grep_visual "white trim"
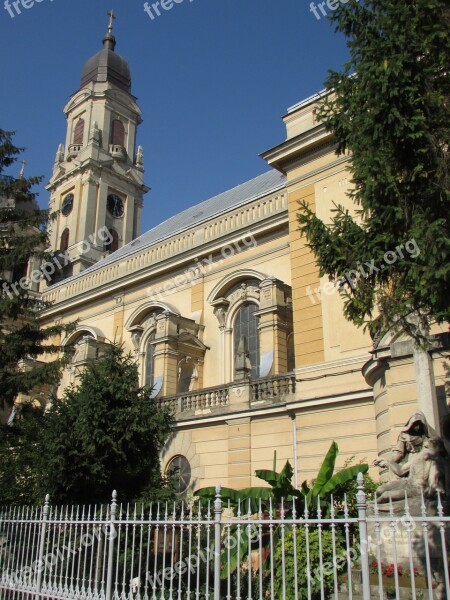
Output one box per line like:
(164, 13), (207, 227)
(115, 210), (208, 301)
(62, 325), (103, 346)
(125, 301), (179, 330)
(286, 89), (327, 114)
(207, 269), (266, 305)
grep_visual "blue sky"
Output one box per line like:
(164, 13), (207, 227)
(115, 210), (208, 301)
(0, 0), (349, 234)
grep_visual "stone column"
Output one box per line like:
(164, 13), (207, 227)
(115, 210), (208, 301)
(255, 277), (292, 376)
(153, 312), (179, 397)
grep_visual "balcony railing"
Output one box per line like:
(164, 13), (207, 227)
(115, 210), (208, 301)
(157, 373), (296, 418)
(157, 384), (229, 414)
(250, 372), (296, 402)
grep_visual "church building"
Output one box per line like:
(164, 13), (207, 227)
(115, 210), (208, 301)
(38, 18), (449, 493)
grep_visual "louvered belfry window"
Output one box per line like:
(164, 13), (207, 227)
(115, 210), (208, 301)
(73, 119), (85, 145)
(106, 228), (119, 253)
(111, 119), (125, 146)
(60, 228), (70, 252)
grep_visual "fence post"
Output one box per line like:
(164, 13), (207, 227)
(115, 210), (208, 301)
(356, 473), (371, 600)
(34, 494), (50, 600)
(214, 484), (223, 600)
(105, 490), (118, 600)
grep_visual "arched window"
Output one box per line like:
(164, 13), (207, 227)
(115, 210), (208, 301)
(166, 455), (191, 495)
(233, 303), (260, 379)
(145, 331), (156, 388)
(110, 119), (125, 146)
(60, 228), (70, 252)
(105, 228), (119, 253)
(73, 118), (85, 145)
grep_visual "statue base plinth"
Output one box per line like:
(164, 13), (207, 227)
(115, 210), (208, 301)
(366, 501), (449, 600)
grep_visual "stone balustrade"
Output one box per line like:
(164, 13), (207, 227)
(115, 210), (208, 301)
(250, 373), (296, 402)
(157, 372), (296, 418)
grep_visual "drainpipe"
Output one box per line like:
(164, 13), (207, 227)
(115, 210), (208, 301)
(289, 412), (298, 489)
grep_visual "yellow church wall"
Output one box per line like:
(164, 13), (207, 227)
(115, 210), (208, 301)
(313, 171), (372, 363)
(166, 400), (379, 492)
(287, 184), (325, 368)
(295, 399), (378, 480)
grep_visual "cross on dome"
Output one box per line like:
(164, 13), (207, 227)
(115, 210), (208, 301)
(107, 10), (116, 31)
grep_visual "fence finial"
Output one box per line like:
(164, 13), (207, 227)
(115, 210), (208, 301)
(214, 484), (222, 514)
(43, 494), (50, 517)
(110, 490), (118, 520)
(356, 472), (366, 509)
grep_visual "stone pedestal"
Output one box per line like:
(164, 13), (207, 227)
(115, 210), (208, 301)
(367, 501), (449, 600)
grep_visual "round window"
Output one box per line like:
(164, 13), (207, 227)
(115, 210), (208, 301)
(166, 455), (191, 494)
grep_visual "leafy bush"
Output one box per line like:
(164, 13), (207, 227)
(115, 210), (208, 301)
(273, 526), (346, 600)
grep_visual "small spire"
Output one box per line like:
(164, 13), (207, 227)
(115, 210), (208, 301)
(103, 10), (116, 51)
(19, 160), (26, 178)
(136, 145), (144, 168)
(55, 144), (64, 164)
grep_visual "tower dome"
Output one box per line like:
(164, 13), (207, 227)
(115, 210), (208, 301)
(80, 11), (131, 93)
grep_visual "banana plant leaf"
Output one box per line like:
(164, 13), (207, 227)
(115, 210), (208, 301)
(320, 463), (369, 497)
(310, 441), (338, 499)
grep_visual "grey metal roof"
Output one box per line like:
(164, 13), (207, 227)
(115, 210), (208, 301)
(82, 169), (286, 276)
(81, 48), (131, 93)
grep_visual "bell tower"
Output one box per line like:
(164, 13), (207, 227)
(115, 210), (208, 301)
(46, 12), (148, 280)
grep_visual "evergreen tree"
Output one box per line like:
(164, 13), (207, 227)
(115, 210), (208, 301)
(0, 129), (74, 421)
(297, 0), (450, 342)
(38, 343), (174, 505)
(0, 402), (44, 505)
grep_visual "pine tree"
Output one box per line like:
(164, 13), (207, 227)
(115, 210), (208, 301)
(38, 343), (174, 504)
(297, 0), (450, 342)
(0, 129), (75, 421)
(0, 403), (44, 505)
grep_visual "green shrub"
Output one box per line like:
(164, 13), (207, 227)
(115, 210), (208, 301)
(273, 526), (346, 600)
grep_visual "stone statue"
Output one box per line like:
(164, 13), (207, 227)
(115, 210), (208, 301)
(375, 436), (448, 504)
(373, 411), (449, 507)
(371, 412), (450, 600)
(374, 412), (430, 472)
(234, 336), (252, 381)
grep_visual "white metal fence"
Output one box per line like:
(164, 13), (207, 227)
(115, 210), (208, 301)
(0, 474), (449, 600)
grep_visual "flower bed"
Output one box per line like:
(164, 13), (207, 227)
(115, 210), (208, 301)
(369, 561), (436, 590)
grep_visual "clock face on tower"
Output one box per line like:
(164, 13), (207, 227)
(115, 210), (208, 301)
(107, 193), (124, 218)
(61, 193), (74, 217)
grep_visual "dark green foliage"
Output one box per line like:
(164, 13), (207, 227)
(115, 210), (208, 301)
(273, 527), (346, 600)
(297, 0), (450, 342)
(37, 343), (174, 505)
(0, 402), (44, 505)
(0, 129), (75, 417)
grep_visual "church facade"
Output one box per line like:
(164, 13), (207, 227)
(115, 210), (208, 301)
(38, 20), (449, 493)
